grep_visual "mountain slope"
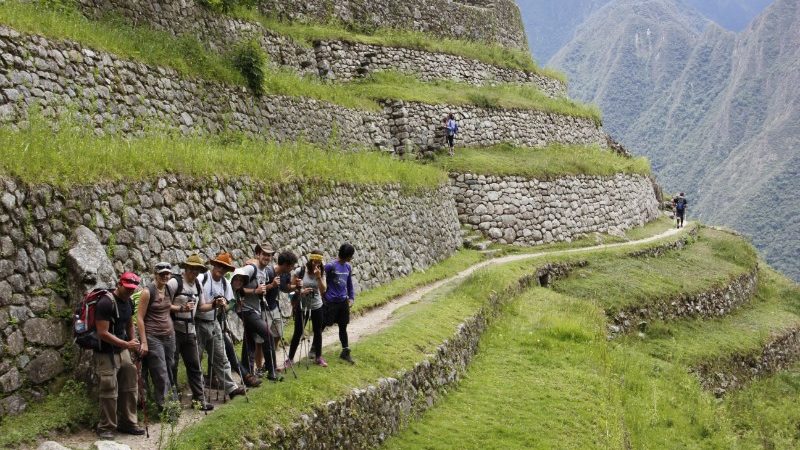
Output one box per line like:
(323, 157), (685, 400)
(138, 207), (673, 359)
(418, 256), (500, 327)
(548, 0), (799, 281)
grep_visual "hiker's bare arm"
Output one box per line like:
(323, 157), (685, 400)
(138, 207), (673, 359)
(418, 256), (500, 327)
(96, 319), (138, 350)
(137, 289), (150, 354)
(315, 266), (327, 296)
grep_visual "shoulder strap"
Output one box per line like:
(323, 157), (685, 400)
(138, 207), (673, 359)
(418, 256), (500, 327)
(299, 266), (306, 280)
(248, 264), (258, 284)
(195, 279), (202, 298)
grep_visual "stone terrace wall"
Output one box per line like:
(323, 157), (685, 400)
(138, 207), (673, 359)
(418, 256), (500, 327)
(450, 173), (660, 246)
(0, 27), (389, 149)
(607, 267), (759, 336)
(259, 0), (528, 51)
(387, 101), (605, 156)
(0, 177), (461, 415)
(76, 0), (559, 92)
(313, 40), (566, 96)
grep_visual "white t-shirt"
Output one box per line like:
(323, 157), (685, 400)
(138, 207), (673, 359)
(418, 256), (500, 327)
(196, 273), (235, 321)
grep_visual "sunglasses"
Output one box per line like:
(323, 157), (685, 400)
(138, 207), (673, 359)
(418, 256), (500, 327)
(121, 277), (140, 286)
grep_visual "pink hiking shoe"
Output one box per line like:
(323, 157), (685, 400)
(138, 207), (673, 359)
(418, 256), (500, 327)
(315, 357), (328, 368)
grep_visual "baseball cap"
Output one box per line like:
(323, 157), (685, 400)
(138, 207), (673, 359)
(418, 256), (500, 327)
(119, 272), (141, 289)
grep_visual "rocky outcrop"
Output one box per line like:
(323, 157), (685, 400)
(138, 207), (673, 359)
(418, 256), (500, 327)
(0, 177), (461, 412)
(607, 267), (759, 336)
(451, 173), (660, 246)
(693, 327), (800, 397)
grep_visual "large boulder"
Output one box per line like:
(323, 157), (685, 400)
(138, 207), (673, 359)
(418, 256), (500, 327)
(26, 349), (64, 384)
(65, 226), (117, 305)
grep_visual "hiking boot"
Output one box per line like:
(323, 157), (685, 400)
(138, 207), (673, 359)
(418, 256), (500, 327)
(96, 429), (115, 440)
(228, 387), (246, 399)
(308, 350), (316, 360)
(192, 398), (214, 411)
(340, 348), (355, 365)
(266, 373), (284, 382)
(117, 425), (146, 436)
(243, 374), (262, 388)
(315, 357), (328, 368)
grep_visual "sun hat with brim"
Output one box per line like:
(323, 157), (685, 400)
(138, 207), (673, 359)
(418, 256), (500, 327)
(253, 242), (275, 255)
(231, 267), (251, 282)
(154, 262), (172, 274)
(209, 252), (236, 272)
(119, 272), (141, 289)
(180, 254), (208, 273)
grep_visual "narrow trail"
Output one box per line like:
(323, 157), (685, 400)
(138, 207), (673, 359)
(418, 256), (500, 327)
(43, 224), (688, 450)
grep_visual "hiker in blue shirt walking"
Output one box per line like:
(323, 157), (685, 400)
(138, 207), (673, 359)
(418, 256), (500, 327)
(323, 243), (356, 364)
(445, 113), (459, 156)
(673, 192), (688, 228)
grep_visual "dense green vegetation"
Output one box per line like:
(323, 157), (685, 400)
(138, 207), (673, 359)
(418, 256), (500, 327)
(0, 117), (446, 189)
(553, 227), (758, 312)
(0, 2), (597, 121)
(435, 144), (649, 178)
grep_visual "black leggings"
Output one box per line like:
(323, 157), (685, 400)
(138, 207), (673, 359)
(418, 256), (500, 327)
(288, 306), (323, 360)
(324, 302), (351, 349)
(238, 310), (276, 377)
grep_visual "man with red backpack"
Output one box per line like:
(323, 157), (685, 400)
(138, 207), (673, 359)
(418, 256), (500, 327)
(93, 272), (145, 439)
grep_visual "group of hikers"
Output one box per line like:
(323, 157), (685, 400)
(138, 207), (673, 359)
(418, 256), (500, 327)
(80, 242), (357, 439)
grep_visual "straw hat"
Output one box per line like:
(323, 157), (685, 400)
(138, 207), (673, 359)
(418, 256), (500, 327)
(180, 254), (208, 272)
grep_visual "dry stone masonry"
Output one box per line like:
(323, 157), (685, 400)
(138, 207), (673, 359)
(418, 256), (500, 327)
(0, 177), (461, 414)
(76, 0), (562, 92)
(388, 101), (605, 156)
(258, 0), (529, 51)
(0, 27), (389, 150)
(694, 327), (800, 397)
(607, 267), (760, 336)
(451, 173), (660, 245)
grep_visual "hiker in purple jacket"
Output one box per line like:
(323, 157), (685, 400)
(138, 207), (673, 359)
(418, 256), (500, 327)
(323, 243), (356, 364)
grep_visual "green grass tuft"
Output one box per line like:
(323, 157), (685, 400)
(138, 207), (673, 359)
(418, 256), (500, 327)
(434, 143), (649, 178)
(0, 116), (446, 189)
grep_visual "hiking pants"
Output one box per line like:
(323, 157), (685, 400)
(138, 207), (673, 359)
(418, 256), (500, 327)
(288, 306), (323, 361)
(143, 332), (175, 407)
(196, 320), (239, 394)
(324, 301), (350, 349)
(94, 349), (138, 432)
(223, 333), (245, 378)
(173, 330), (204, 401)
(238, 310), (276, 377)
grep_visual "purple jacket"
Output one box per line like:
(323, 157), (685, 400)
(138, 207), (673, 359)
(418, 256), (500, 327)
(324, 260), (354, 303)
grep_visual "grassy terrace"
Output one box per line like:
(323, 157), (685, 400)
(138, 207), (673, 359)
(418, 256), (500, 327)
(436, 144), (650, 179)
(0, 2), (598, 122)
(248, 15), (566, 81)
(552, 227), (759, 313)
(620, 267), (800, 367)
(0, 118), (446, 188)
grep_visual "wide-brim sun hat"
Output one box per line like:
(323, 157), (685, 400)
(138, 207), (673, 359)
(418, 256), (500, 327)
(253, 242), (275, 255)
(209, 252), (236, 272)
(180, 254), (208, 273)
(231, 267), (251, 283)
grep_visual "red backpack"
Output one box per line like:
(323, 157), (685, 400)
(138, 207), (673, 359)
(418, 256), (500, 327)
(73, 288), (117, 350)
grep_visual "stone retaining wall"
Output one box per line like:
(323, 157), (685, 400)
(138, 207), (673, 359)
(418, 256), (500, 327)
(693, 327), (800, 397)
(258, 0), (528, 51)
(627, 224), (699, 258)
(252, 261), (583, 449)
(0, 27), (389, 150)
(607, 267), (760, 336)
(0, 177), (461, 415)
(450, 173), (661, 246)
(76, 0), (560, 92)
(387, 101), (605, 156)
(0, 27), (594, 156)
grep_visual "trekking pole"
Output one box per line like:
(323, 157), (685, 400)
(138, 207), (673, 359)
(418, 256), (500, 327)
(209, 302), (218, 403)
(269, 306), (297, 380)
(301, 306), (312, 370)
(136, 357), (150, 438)
(262, 297), (282, 382)
(190, 308), (209, 415)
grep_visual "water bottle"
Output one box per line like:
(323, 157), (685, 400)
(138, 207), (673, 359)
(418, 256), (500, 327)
(74, 315), (86, 333)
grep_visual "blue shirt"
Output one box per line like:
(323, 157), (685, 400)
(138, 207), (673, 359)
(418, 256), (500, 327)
(324, 260), (354, 303)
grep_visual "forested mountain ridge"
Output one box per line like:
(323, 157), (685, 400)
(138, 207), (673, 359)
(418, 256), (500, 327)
(538, 0), (799, 281)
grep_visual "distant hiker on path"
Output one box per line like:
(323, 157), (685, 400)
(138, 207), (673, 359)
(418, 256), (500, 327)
(137, 262), (176, 410)
(324, 243), (356, 364)
(445, 113), (459, 156)
(673, 192), (688, 228)
(94, 272), (145, 439)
